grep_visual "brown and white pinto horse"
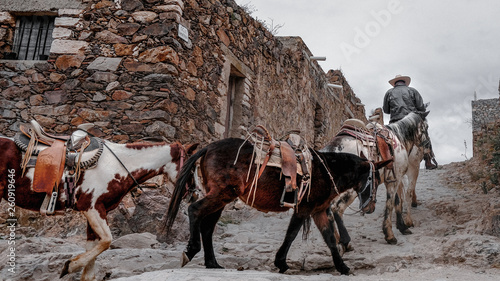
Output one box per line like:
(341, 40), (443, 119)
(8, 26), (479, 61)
(323, 111), (435, 245)
(163, 138), (391, 275)
(0, 135), (196, 281)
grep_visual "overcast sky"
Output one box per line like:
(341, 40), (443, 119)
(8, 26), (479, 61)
(234, 0), (500, 165)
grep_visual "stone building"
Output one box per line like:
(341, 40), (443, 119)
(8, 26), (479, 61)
(471, 80), (500, 158)
(0, 0), (366, 148)
(471, 80), (500, 184)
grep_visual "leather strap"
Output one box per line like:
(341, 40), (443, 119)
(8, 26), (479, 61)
(257, 140), (276, 179)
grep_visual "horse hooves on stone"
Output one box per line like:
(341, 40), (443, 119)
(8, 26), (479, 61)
(206, 262), (224, 269)
(278, 266), (289, 274)
(402, 229), (413, 235)
(275, 260), (289, 273)
(60, 260), (71, 278)
(337, 263), (350, 275)
(386, 237), (398, 245)
(346, 243), (354, 252)
(181, 252), (190, 267)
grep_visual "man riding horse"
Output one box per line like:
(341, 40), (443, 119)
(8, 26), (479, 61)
(383, 75), (438, 170)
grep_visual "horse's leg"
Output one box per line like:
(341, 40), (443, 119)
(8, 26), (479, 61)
(330, 190), (357, 253)
(333, 211), (351, 254)
(404, 165), (420, 227)
(81, 222), (99, 281)
(394, 181), (411, 235)
(411, 188), (418, 207)
(60, 207), (112, 280)
(408, 147), (422, 208)
(200, 208), (224, 268)
(183, 196), (229, 267)
(274, 213), (307, 273)
(312, 209), (350, 275)
(383, 182), (398, 244)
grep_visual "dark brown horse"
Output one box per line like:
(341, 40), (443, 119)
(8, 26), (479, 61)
(0, 135), (197, 281)
(163, 138), (391, 275)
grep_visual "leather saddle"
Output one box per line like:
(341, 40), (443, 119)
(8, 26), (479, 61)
(16, 120), (97, 214)
(250, 125), (312, 208)
(337, 118), (393, 169)
(252, 126), (310, 190)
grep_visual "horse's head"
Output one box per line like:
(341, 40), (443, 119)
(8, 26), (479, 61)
(413, 111), (438, 169)
(357, 159), (392, 214)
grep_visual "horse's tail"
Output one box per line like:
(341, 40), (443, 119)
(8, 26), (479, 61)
(162, 146), (208, 235)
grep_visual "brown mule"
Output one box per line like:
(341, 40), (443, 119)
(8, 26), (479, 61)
(163, 138), (391, 275)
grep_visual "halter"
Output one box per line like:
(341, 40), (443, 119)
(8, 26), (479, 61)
(358, 161), (376, 211)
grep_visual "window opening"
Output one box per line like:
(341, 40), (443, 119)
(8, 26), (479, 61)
(8, 15), (55, 60)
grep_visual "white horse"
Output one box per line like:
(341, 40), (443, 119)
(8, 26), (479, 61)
(322, 111), (435, 245)
(0, 134), (197, 281)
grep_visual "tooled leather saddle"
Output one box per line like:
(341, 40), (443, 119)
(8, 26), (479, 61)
(14, 120), (102, 215)
(249, 125), (312, 209)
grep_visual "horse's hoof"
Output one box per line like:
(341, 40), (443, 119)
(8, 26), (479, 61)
(275, 260), (289, 273)
(346, 243), (354, 252)
(60, 260), (71, 278)
(386, 237), (398, 245)
(402, 229), (412, 235)
(337, 244), (346, 257)
(411, 202), (418, 208)
(206, 261), (224, 269)
(337, 263), (350, 275)
(181, 252), (190, 267)
(278, 266), (289, 274)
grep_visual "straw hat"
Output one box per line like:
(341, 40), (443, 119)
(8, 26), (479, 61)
(388, 75), (411, 86)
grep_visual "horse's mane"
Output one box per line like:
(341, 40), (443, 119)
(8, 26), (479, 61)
(385, 112), (424, 146)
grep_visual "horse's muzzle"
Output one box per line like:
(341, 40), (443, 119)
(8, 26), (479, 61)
(362, 201), (376, 214)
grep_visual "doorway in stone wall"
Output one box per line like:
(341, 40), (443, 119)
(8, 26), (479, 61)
(224, 66), (245, 138)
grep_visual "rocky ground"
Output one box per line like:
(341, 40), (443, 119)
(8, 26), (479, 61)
(1, 162), (499, 281)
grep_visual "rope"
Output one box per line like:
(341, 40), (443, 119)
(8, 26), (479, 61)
(21, 129), (37, 176)
(248, 135), (265, 207)
(311, 149), (338, 194)
(74, 136), (90, 184)
(234, 131), (253, 166)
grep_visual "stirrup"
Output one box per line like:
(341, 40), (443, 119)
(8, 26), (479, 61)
(280, 187), (297, 209)
(40, 190), (58, 215)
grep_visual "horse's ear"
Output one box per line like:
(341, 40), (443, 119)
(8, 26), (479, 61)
(374, 159), (392, 170)
(184, 143), (199, 156)
(420, 111), (430, 119)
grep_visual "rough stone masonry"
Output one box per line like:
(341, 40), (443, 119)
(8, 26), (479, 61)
(0, 0), (365, 148)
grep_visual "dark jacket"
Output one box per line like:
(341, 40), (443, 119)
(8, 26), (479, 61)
(383, 84), (425, 123)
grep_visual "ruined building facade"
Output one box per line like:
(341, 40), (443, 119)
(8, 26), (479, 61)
(0, 0), (366, 148)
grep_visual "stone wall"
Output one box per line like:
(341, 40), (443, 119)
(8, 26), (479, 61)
(471, 95), (500, 186)
(0, 0), (366, 148)
(472, 98), (500, 133)
(471, 98), (500, 157)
